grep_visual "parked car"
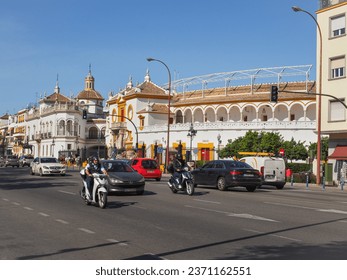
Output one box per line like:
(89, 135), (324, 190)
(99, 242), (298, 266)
(19, 155), (34, 167)
(4, 155), (20, 168)
(130, 158), (162, 181)
(191, 160), (262, 192)
(239, 156), (286, 189)
(0, 156), (5, 167)
(101, 159), (145, 195)
(30, 157), (66, 176)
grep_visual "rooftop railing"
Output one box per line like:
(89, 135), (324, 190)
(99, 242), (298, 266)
(319, 0), (347, 9)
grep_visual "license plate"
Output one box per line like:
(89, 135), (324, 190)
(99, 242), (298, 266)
(243, 174), (254, 177)
(123, 188), (135, 192)
(147, 170), (154, 173)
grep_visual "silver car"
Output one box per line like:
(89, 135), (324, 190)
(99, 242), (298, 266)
(5, 155), (19, 168)
(30, 157), (66, 176)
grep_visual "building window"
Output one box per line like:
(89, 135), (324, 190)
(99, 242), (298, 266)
(290, 114), (295, 121)
(329, 99), (346, 122)
(330, 56), (345, 79)
(330, 14), (346, 38)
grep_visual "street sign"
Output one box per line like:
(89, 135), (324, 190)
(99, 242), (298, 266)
(157, 147), (163, 153)
(193, 148), (198, 154)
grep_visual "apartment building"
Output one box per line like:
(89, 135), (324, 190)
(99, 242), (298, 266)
(317, 0), (347, 183)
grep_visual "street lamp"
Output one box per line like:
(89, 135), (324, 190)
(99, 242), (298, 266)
(187, 123), (197, 161)
(217, 134), (222, 159)
(292, 6), (323, 185)
(147, 57), (172, 172)
(51, 137), (55, 157)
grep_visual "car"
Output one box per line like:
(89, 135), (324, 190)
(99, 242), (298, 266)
(30, 157), (66, 176)
(19, 155), (34, 167)
(4, 155), (20, 168)
(0, 156), (5, 167)
(130, 158), (162, 181)
(191, 160), (262, 192)
(101, 159), (145, 195)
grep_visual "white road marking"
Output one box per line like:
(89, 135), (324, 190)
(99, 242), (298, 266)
(23, 207), (33, 211)
(194, 199), (221, 204)
(58, 190), (76, 195)
(185, 205), (278, 222)
(106, 239), (128, 246)
(2, 198), (9, 201)
(244, 229), (302, 242)
(38, 212), (50, 217)
(265, 202), (347, 215)
(78, 228), (95, 234)
(55, 219), (69, 224)
(12, 202), (20, 206)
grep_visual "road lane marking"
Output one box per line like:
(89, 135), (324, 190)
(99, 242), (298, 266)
(185, 205), (278, 222)
(58, 190), (76, 195)
(265, 202), (347, 215)
(244, 229), (302, 242)
(106, 239), (128, 246)
(38, 212), (50, 217)
(23, 207), (33, 211)
(12, 202), (20, 206)
(78, 228), (95, 234)
(2, 198), (9, 201)
(55, 219), (69, 224)
(194, 199), (221, 204)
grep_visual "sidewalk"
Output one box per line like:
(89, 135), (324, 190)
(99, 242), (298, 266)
(282, 182), (346, 193)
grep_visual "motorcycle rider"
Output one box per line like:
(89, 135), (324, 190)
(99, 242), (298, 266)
(168, 154), (188, 189)
(85, 156), (107, 200)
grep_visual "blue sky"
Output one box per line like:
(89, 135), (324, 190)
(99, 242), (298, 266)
(0, 0), (318, 115)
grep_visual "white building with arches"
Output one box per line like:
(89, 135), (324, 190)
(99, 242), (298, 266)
(106, 66), (316, 164)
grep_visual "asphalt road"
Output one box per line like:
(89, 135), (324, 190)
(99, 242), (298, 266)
(1, 166), (347, 260)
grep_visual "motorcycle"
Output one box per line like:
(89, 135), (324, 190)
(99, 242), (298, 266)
(80, 169), (108, 208)
(168, 166), (195, 196)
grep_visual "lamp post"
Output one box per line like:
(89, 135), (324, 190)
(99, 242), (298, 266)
(217, 134), (222, 159)
(292, 6), (323, 185)
(187, 123), (197, 161)
(51, 137), (55, 157)
(147, 57), (172, 172)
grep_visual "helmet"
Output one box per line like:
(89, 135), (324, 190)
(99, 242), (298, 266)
(92, 156), (99, 162)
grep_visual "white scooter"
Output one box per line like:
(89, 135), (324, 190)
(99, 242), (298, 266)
(80, 169), (108, 209)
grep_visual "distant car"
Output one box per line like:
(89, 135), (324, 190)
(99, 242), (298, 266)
(4, 155), (19, 168)
(19, 155), (34, 167)
(30, 157), (66, 176)
(101, 159), (145, 195)
(130, 158), (162, 181)
(0, 156), (5, 167)
(191, 160), (262, 192)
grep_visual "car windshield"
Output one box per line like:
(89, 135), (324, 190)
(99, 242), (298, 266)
(41, 158), (58, 163)
(104, 162), (133, 172)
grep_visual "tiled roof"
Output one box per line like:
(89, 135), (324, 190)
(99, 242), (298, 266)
(173, 81), (316, 106)
(42, 93), (71, 103)
(77, 89), (104, 100)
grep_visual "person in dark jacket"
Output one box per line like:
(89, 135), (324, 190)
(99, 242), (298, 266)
(85, 157), (107, 199)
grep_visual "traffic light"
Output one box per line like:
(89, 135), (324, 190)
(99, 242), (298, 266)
(270, 85), (278, 103)
(82, 109), (87, 119)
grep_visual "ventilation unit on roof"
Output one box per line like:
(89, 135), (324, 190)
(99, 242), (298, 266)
(320, 0), (331, 9)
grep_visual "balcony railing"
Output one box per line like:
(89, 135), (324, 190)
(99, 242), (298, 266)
(110, 122), (127, 131)
(141, 121), (316, 133)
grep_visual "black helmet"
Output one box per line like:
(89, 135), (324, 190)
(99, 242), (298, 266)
(92, 156), (98, 162)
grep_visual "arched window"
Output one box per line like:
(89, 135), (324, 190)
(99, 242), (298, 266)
(89, 127), (98, 139)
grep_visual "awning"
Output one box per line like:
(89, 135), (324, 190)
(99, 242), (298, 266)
(328, 145), (347, 160)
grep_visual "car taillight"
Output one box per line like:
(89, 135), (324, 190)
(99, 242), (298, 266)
(230, 170), (243, 175)
(260, 166), (264, 177)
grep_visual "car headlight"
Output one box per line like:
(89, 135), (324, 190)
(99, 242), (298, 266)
(109, 178), (123, 184)
(42, 166), (49, 169)
(139, 177), (145, 183)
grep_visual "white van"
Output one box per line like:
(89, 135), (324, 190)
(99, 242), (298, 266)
(239, 156), (286, 189)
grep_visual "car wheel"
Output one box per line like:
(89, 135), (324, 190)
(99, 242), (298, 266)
(155, 177), (161, 181)
(246, 186), (257, 192)
(39, 168), (43, 176)
(276, 183), (285, 190)
(217, 177), (227, 191)
(30, 168), (35, 175)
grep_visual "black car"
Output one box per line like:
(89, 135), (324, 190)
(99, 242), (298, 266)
(101, 160), (145, 195)
(191, 160), (262, 192)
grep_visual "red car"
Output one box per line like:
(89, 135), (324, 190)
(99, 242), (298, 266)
(130, 158), (162, 181)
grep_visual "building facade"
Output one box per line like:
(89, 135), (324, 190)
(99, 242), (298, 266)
(318, 0), (347, 183)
